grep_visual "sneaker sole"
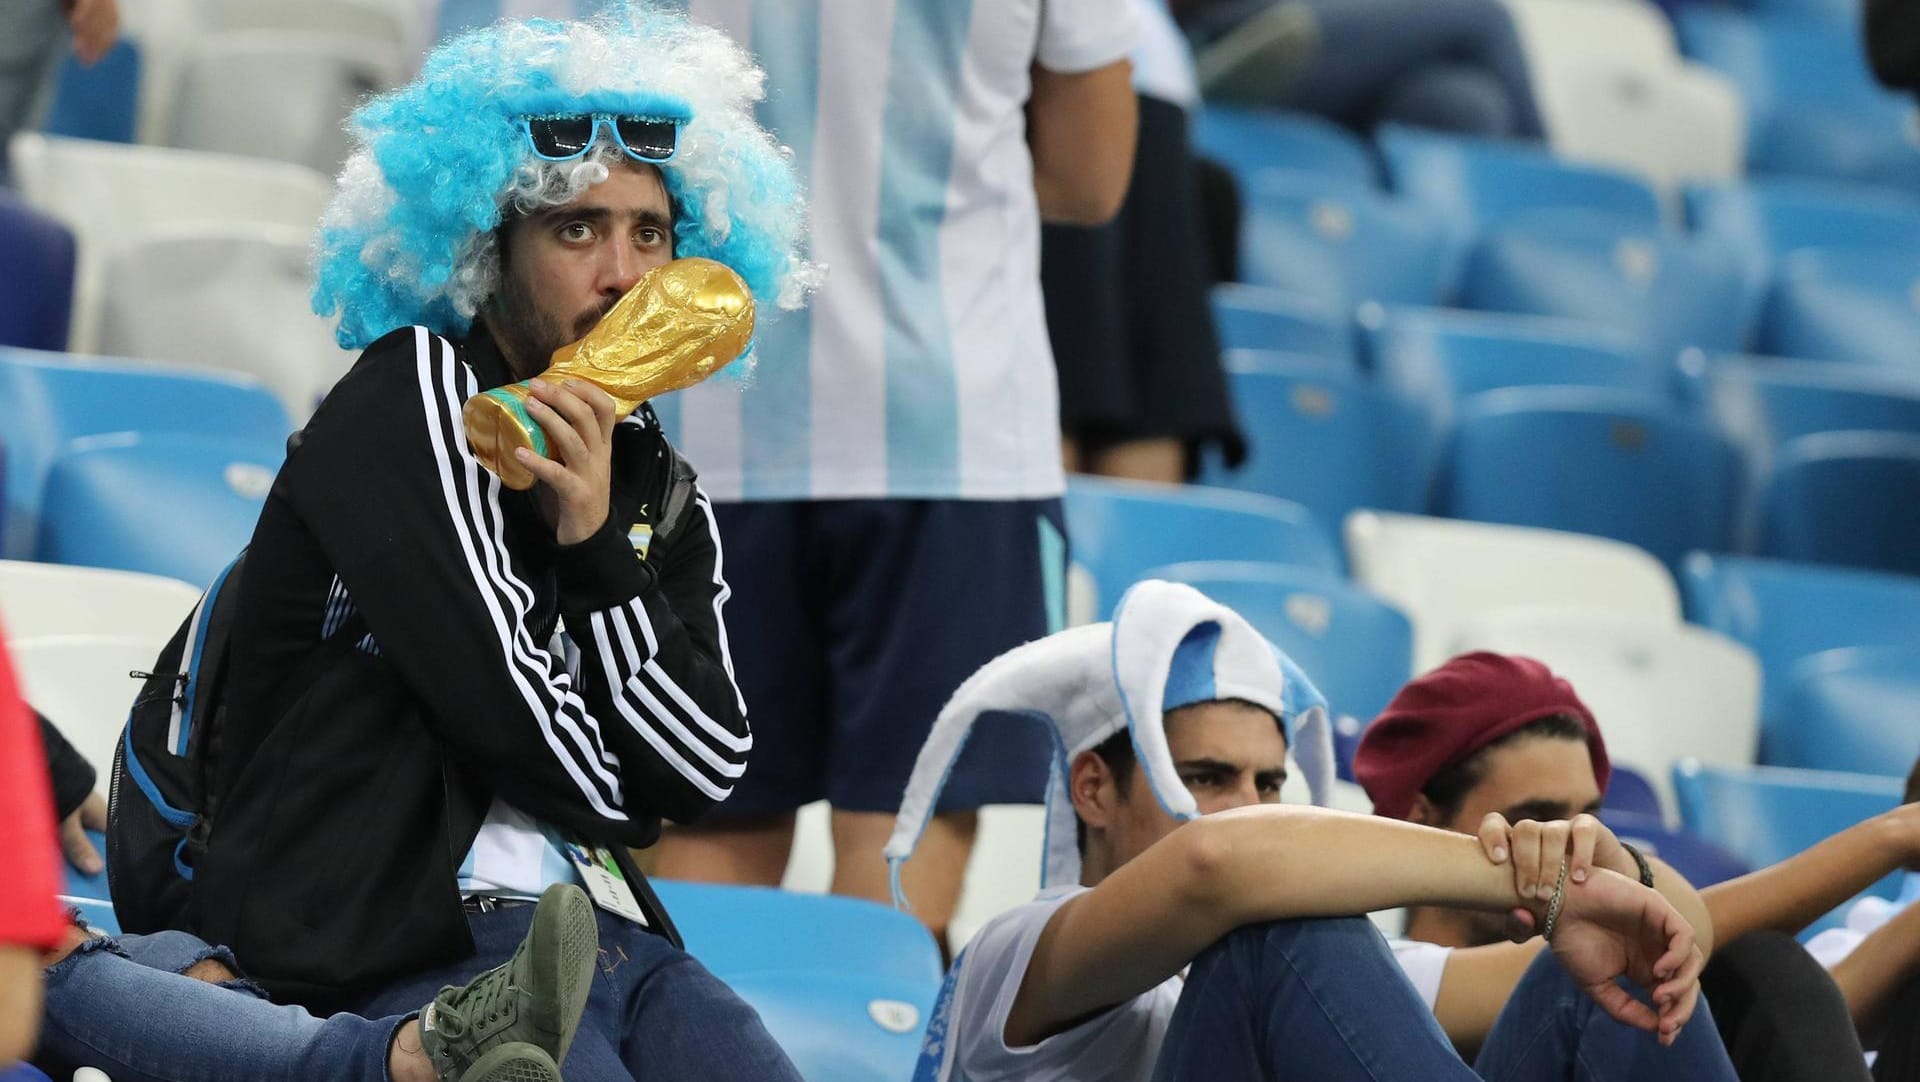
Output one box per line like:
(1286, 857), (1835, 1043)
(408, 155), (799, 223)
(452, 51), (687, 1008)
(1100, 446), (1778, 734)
(459, 1042), (562, 1082)
(526, 883), (599, 1067)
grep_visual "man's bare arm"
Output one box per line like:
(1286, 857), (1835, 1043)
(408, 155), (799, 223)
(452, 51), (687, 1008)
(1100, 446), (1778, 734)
(0, 944), (41, 1064)
(1027, 59), (1137, 225)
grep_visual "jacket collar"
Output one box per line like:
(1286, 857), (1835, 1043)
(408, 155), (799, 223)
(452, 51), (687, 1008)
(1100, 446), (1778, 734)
(461, 318), (518, 392)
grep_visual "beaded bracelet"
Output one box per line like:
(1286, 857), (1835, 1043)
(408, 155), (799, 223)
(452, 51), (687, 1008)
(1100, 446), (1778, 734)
(1541, 853), (1572, 942)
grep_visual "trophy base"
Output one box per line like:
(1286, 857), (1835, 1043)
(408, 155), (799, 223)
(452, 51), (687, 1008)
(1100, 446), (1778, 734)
(462, 386), (547, 491)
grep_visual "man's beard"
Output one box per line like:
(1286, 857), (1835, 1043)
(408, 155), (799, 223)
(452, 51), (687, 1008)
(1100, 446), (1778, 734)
(486, 267), (616, 380)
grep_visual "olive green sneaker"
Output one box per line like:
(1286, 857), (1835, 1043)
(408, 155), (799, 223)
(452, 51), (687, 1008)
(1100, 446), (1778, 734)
(420, 883), (599, 1081)
(457, 1043), (563, 1082)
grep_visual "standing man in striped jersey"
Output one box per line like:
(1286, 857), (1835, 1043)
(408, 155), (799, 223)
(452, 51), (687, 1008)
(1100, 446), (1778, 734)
(651, 0), (1142, 953)
(185, 7), (813, 1078)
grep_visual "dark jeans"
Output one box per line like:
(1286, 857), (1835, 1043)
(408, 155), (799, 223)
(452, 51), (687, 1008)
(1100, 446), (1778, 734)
(344, 903), (802, 1082)
(1698, 930), (1872, 1082)
(1153, 917), (1739, 1081)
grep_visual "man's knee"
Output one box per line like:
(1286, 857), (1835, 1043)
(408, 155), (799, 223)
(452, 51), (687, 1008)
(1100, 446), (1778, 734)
(1201, 915), (1383, 975)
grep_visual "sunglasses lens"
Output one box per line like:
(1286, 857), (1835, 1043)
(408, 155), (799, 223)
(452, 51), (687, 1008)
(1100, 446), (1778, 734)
(613, 117), (678, 162)
(528, 116), (596, 159)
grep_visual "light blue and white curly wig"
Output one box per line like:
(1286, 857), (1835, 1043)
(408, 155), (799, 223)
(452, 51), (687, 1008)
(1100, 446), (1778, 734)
(311, 2), (816, 356)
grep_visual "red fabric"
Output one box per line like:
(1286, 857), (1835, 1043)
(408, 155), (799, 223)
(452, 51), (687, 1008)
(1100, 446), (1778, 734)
(0, 623), (65, 951)
(1354, 651), (1610, 820)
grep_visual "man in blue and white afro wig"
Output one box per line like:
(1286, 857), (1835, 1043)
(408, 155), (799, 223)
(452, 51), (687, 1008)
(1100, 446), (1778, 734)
(311, 1), (814, 354)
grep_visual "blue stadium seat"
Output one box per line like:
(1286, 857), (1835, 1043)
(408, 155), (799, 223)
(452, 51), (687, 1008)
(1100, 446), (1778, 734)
(1379, 126), (1663, 266)
(1434, 387), (1743, 570)
(1602, 765), (1665, 820)
(1141, 560), (1414, 780)
(1672, 759), (1905, 936)
(1064, 477), (1339, 618)
(1196, 353), (1431, 541)
(1192, 106), (1377, 190)
(1684, 178), (1920, 293)
(1600, 810), (1751, 888)
(653, 881), (940, 1082)
(43, 39), (140, 144)
(1239, 172), (1454, 312)
(1678, 9), (1920, 187)
(1362, 306), (1667, 438)
(0, 189), (77, 352)
(35, 432), (284, 588)
(0, 1063), (53, 1082)
(1462, 212), (1751, 363)
(1761, 248), (1920, 369)
(0, 347), (293, 559)
(1680, 554), (1920, 720)
(1759, 431), (1920, 577)
(62, 828), (111, 903)
(1699, 357), (1920, 456)
(1774, 645), (1920, 777)
(1210, 283), (1353, 363)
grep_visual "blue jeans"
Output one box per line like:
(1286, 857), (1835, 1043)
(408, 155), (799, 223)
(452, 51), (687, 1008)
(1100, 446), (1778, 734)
(342, 904), (802, 1082)
(1153, 917), (1739, 1081)
(36, 929), (403, 1082)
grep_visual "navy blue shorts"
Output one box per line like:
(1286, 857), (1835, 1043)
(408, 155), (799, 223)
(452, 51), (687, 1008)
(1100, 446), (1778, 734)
(707, 498), (1067, 816)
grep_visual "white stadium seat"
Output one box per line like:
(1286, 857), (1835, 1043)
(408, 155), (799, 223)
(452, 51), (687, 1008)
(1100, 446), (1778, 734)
(12, 633), (173, 777)
(0, 560), (199, 642)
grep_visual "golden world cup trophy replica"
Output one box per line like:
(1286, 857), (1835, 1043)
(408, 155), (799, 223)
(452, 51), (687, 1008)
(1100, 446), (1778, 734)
(464, 256), (755, 490)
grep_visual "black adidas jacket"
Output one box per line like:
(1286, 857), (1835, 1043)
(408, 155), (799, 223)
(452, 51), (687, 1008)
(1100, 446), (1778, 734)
(193, 323), (749, 1009)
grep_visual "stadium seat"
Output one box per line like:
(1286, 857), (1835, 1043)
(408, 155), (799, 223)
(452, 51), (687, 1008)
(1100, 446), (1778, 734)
(1773, 646), (1920, 777)
(1677, 9), (1920, 187)
(12, 632), (171, 776)
(653, 880), (940, 1082)
(43, 39), (141, 144)
(1684, 178), (1920, 294)
(1210, 284), (1353, 363)
(1448, 610), (1762, 818)
(96, 223), (354, 420)
(1760, 247), (1920, 370)
(1361, 306), (1667, 439)
(0, 347), (292, 559)
(1196, 353), (1431, 540)
(1600, 810), (1751, 888)
(0, 560), (198, 641)
(1461, 212), (1751, 362)
(166, 31), (402, 176)
(1603, 764), (1664, 819)
(1378, 126), (1663, 258)
(1433, 386), (1743, 570)
(1143, 560), (1414, 780)
(1680, 554), (1920, 722)
(1672, 759), (1905, 935)
(1192, 106), (1377, 191)
(1063, 477), (1339, 618)
(1698, 357), (1920, 457)
(0, 190), (76, 352)
(196, 0), (412, 45)
(1238, 172), (1454, 312)
(6, 133), (333, 354)
(1758, 431), (1920, 577)
(0, 1064), (53, 1082)
(36, 432), (282, 588)
(1345, 511), (1683, 671)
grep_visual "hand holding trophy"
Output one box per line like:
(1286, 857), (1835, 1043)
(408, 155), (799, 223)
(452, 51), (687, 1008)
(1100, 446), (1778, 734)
(464, 256), (755, 490)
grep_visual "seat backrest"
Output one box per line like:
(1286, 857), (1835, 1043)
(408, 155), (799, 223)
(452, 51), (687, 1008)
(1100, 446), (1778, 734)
(0, 559), (199, 641)
(1462, 211), (1752, 362)
(36, 432), (282, 588)
(196, 0), (410, 46)
(1435, 386), (1744, 570)
(1761, 247), (1920, 369)
(1064, 477), (1339, 618)
(1759, 430), (1920, 578)
(166, 30), (402, 176)
(1144, 560), (1414, 777)
(43, 39), (142, 144)
(1362, 305), (1666, 437)
(1600, 809), (1751, 887)
(1192, 106), (1377, 190)
(0, 347), (292, 558)
(7, 133), (333, 354)
(1680, 553), (1920, 718)
(1210, 283), (1352, 363)
(0, 191), (76, 353)
(1346, 511), (1682, 671)
(1703, 357), (1920, 454)
(1535, 59), (1747, 199)
(97, 223), (353, 420)
(1678, 8), (1908, 119)
(1239, 172), (1454, 311)
(1774, 645), (1920, 777)
(1602, 764), (1664, 819)
(1685, 178), (1920, 291)
(1379, 125), (1663, 244)
(1196, 354), (1431, 537)
(11, 632), (170, 777)
(1448, 609), (1761, 816)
